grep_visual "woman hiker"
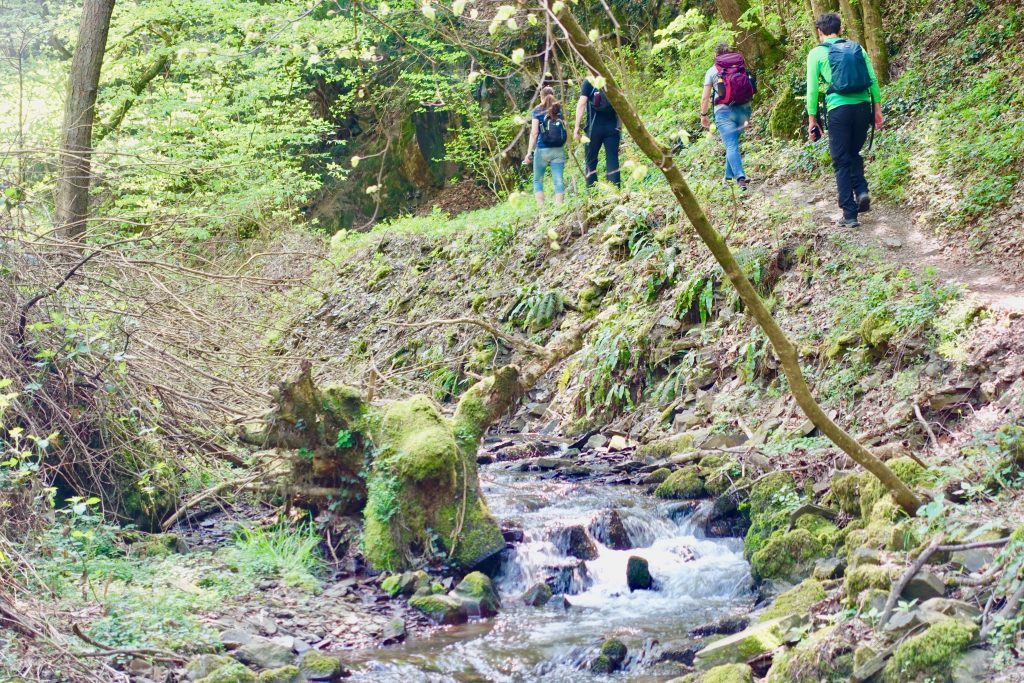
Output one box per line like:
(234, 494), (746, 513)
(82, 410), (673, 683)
(700, 43), (757, 191)
(524, 86), (568, 206)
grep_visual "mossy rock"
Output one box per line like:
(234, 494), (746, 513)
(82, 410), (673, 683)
(843, 565), (899, 600)
(187, 655), (236, 681)
(758, 579), (827, 621)
(855, 494), (917, 552)
(196, 661), (258, 683)
(637, 433), (696, 459)
(257, 666), (301, 683)
(694, 616), (796, 669)
(882, 619), (977, 682)
(297, 650), (344, 681)
(655, 465), (706, 499)
(592, 638), (627, 673)
(750, 529), (824, 582)
(744, 473), (798, 558)
(382, 570), (430, 597)
(697, 663), (753, 683)
(644, 467), (672, 484)
(859, 457), (930, 518)
(590, 654), (614, 673)
(767, 86), (804, 140)
(699, 455), (740, 497)
(829, 472), (862, 515)
(764, 625), (854, 683)
(859, 312), (900, 349)
(451, 571), (501, 617)
(794, 514), (841, 549)
(409, 593), (468, 625)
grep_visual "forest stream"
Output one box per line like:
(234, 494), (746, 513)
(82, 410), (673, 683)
(346, 440), (752, 682)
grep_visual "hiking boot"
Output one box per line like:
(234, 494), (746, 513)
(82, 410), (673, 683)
(737, 177), (750, 191)
(834, 216), (860, 228)
(856, 192), (871, 213)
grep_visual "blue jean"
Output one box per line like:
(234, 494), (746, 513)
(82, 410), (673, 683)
(533, 146), (566, 193)
(714, 104), (751, 180)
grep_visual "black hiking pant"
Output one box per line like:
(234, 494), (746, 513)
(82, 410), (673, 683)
(826, 102), (872, 220)
(585, 121), (621, 187)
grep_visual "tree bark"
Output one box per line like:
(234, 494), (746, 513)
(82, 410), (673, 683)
(805, 0), (838, 40)
(55, 0), (115, 241)
(859, 0), (889, 84)
(548, 0), (924, 516)
(837, 0), (864, 44)
(714, 0), (781, 66)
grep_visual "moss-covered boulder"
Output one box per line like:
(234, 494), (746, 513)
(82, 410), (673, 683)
(451, 571), (501, 617)
(195, 661), (258, 683)
(643, 467), (672, 484)
(699, 455), (741, 497)
(655, 465), (706, 499)
(882, 619), (977, 682)
(296, 650), (345, 682)
(638, 433), (696, 460)
(743, 473), (798, 559)
(591, 638), (627, 673)
(257, 666), (300, 683)
(382, 569), (431, 597)
(187, 655), (237, 681)
(694, 616), (798, 670)
(843, 564), (900, 601)
(794, 514), (841, 549)
(829, 472), (862, 515)
(750, 529), (825, 582)
(627, 555), (653, 591)
(409, 593), (468, 625)
(758, 579), (827, 622)
(522, 582), (553, 607)
(859, 458), (930, 519)
(694, 663), (754, 683)
(764, 625), (855, 682)
(363, 394), (503, 571)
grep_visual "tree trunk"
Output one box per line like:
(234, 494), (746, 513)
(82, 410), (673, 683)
(714, 0), (781, 66)
(859, 0), (889, 84)
(805, 0), (838, 40)
(55, 0), (115, 241)
(548, 0), (924, 516)
(837, 0), (864, 45)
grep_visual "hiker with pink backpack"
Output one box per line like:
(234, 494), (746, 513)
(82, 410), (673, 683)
(700, 43), (757, 191)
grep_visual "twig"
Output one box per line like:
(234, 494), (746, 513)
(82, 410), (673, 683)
(913, 403), (940, 452)
(981, 578), (1024, 639)
(160, 473), (264, 531)
(879, 536), (943, 628)
(383, 317), (550, 358)
(71, 624), (185, 663)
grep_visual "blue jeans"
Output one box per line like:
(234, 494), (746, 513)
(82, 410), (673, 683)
(714, 104), (751, 180)
(533, 146), (566, 193)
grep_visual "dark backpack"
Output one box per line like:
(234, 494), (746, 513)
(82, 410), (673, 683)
(713, 53), (755, 106)
(540, 112), (567, 147)
(825, 39), (872, 94)
(590, 87), (614, 113)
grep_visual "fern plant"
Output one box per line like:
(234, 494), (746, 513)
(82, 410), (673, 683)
(510, 287), (565, 331)
(675, 272), (716, 324)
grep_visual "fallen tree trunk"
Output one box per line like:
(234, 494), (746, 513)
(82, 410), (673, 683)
(547, 0), (924, 516)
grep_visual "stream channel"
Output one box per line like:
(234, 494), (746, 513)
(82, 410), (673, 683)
(347, 442), (754, 682)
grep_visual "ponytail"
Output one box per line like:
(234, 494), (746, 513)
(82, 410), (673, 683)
(540, 86), (561, 120)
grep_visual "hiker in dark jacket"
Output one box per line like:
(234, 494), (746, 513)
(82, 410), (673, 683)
(574, 72), (621, 188)
(807, 12), (884, 227)
(701, 43), (756, 191)
(524, 86), (567, 206)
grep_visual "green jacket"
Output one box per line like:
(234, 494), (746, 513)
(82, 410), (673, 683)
(806, 37), (882, 116)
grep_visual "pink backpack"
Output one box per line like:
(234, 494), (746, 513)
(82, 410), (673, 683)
(713, 53), (755, 106)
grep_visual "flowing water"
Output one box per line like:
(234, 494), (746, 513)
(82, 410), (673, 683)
(348, 461), (753, 682)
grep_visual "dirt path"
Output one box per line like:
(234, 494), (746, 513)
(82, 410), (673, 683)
(774, 181), (1024, 312)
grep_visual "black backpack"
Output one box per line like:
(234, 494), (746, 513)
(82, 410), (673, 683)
(825, 39), (872, 94)
(540, 113), (567, 147)
(590, 88), (614, 112)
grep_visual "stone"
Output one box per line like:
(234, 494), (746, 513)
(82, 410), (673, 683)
(592, 638), (627, 673)
(608, 434), (630, 451)
(901, 570), (945, 602)
(758, 579), (826, 621)
(881, 237), (903, 249)
(451, 571), (501, 618)
(655, 465), (706, 500)
(186, 655), (235, 681)
(522, 582), (553, 607)
(589, 509), (633, 550)
(219, 629), (254, 650)
(555, 525), (599, 560)
(673, 410), (703, 432)
(296, 650), (345, 682)
(627, 556), (653, 591)
(952, 648), (990, 683)
(812, 557), (846, 580)
(950, 548), (995, 574)
(544, 559), (592, 594)
(917, 597), (982, 624)
(693, 616), (802, 670)
(883, 619), (977, 681)
(256, 666), (300, 683)
(233, 636), (295, 670)
(380, 617), (406, 645)
(195, 661), (257, 683)
(408, 594), (468, 625)
(689, 618), (749, 638)
(883, 608), (926, 636)
(585, 433), (608, 449)
(698, 663), (753, 682)
(849, 547), (881, 569)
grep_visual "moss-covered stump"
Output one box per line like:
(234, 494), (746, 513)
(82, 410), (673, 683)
(758, 579), (827, 621)
(655, 465), (706, 499)
(362, 394), (503, 571)
(882, 619), (977, 682)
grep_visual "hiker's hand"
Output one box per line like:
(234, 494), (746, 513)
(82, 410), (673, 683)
(700, 114), (710, 129)
(807, 117), (820, 139)
(574, 129), (582, 142)
(522, 154), (532, 166)
(874, 111), (884, 130)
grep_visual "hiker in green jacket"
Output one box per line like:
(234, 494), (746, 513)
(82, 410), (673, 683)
(806, 12), (884, 228)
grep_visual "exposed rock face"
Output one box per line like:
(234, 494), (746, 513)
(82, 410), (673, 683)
(589, 509), (633, 550)
(694, 615), (802, 670)
(627, 556), (653, 591)
(522, 582), (553, 607)
(409, 594), (469, 625)
(554, 524), (600, 560)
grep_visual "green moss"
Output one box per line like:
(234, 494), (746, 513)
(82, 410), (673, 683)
(860, 458), (930, 518)
(379, 396), (458, 483)
(695, 618), (791, 668)
(196, 662), (258, 683)
(637, 433), (695, 459)
(743, 473), (798, 557)
(750, 529), (824, 581)
(257, 666), (300, 683)
(381, 574), (402, 597)
(882, 619), (977, 682)
(699, 455), (740, 496)
(843, 565), (899, 600)
(409, 593), (467, 625)
(645, 467), (672, 484)
(830, 472), (862, 515)
(600, 638), (627, 660)
(655, 465), (706, 499)
(765, 625), (854, 683)
(700, 663), (753, 683)
(590, 654), (613, 673)
(794, 515), (841, 549)
(859, 312), (900, 348)
(297, 650), (343, 679)
(759, 579), (827, 621)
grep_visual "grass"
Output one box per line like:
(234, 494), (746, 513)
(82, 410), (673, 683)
(230, 521), (323, 590)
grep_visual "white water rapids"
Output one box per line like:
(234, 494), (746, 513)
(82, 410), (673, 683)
(348, 462), (752, 681)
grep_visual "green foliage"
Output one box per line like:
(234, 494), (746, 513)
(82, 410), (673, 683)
(575, 318), (647, 416)
(510, 286), (564, 331)
(675, 272), (717, 324)
(231, 521), (322, 590)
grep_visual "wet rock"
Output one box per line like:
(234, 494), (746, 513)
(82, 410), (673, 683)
(381, 570), (431, 597)
(642, 467), (672, 484)
(522, 582), (553, 607)
(589, 509), (633, 550)
(408, 594), (468, 625)
(693, 615), (802, 670)
(380, 617), (406, 645)
(451, 571), (501, 618)
(297, 650), (346, 682)
(627, 556), (653, 591)
(901, 569), (945, 602)
(501, 526), (525, 544)
(654, 465), (705, 499)
(689, 617), (749, 638)
(545, 559), (592, 595)
(705, 494), (749, 538)
(233, 636), (295, 669)
(219, 628), (254, 650)
(586, 434), (608, 449)
(555, 525), (599, 560)
(657, 641), (697, 666)
(186, 655), (235, 681)
(591, 638), (627, 673)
